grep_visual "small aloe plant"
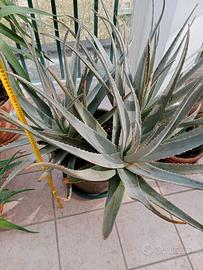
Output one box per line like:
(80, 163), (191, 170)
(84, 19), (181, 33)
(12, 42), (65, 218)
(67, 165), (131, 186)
(0, 0), (203, 238)
(0, 154), (34, 232)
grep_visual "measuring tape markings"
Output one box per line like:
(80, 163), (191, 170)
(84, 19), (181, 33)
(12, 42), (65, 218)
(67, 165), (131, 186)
(0, 60), (63, 208)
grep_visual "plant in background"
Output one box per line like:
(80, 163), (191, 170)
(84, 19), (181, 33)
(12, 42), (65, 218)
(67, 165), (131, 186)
(0, 0), (203, 238)
(0, 0), (50, 77)
(0, 0), (52, 146)
(0, 153), (34, 232)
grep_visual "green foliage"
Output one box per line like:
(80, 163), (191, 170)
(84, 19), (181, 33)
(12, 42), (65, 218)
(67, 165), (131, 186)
(0, 0), (203, 238)
(0, 217), (35, 232)
(0, 0), (50, 78)
(0, 154), (35, 233)
(0, 152), (20, 179)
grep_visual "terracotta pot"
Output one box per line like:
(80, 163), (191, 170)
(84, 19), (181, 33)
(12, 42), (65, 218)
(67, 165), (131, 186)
(73, 180), (108, 194)
(190, 99), (203, 119)
(63, 160), (108, 197)
(63, 168), (108, 197)
(0, 99), (20, 146)
(166, 101), (203, 164)
(0, 204), (4, 215)
(164, 152), (203, 164)
(62, 109), (110, 197)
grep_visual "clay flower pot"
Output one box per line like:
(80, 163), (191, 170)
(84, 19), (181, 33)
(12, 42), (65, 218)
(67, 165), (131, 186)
(0, 99), (20, 146)
(0, 204), (3, 215)
(164, 145), (203, 164)
(190, 98), (203, 119)
(165, 100), (203, 164)
(63, 160), (108, 199)
(164, 153), (203, 164)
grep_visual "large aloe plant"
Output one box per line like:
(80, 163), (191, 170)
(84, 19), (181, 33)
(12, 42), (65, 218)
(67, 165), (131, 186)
(0, 0), (203, 238)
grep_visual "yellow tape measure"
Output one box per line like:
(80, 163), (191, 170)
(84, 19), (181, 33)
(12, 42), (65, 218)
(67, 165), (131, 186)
(0, 60), (63, 208)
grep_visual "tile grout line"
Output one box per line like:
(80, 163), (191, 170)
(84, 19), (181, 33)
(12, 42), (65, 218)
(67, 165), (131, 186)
(155, 181), (162, 194)
(51, 173), (62, 270)
(162, 183), (202, 269)
(5, 172), (199, 270)
(115, 222), (128, 270)
(18, 185), (197, 229)
(22, 206), (106, 228)
(18, 169), (42, 176)
(163, 188), (194, 197)
(22, 200), (137, 228)
(53, 213), (62, 270)
(156, 181), (194, 270)
(156, 181), (194, 197)
(1, 169), (43, 181)
(128, 250), (197, 270)
(174, 224), (195, 270)
(2, 182), (202, 269)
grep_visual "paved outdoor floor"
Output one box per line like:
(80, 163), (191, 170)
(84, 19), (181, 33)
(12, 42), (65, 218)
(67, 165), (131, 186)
(0, 146), (203, 270)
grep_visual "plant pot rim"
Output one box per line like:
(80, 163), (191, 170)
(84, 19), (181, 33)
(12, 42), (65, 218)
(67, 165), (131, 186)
(164, 151), (203, 164)
(62, 157), (108, 199)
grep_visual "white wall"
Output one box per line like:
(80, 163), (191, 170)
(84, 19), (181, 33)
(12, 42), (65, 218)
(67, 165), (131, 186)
(167, 0), (203, 67)
(170, 0), (203, 34)
(129, 0), (203, 78)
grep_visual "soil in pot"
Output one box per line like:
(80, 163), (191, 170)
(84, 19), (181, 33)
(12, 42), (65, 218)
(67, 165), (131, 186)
(62, 109), (112, 199)
(0, 80), (20, 145)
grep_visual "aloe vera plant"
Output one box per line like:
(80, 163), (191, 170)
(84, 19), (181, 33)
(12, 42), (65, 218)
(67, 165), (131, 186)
(0, 0), (203, 238)
(0, 154), (34, 232)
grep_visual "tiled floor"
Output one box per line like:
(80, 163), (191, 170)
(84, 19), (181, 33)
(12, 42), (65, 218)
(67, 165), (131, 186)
(0, 157), (203, 269)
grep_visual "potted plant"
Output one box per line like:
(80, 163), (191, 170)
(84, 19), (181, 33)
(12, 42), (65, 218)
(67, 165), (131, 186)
(0, 0), (53, 146)
(0, 80), (20, 145)
(0, 1), (203, 238)
(0, 154), (34, 232)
